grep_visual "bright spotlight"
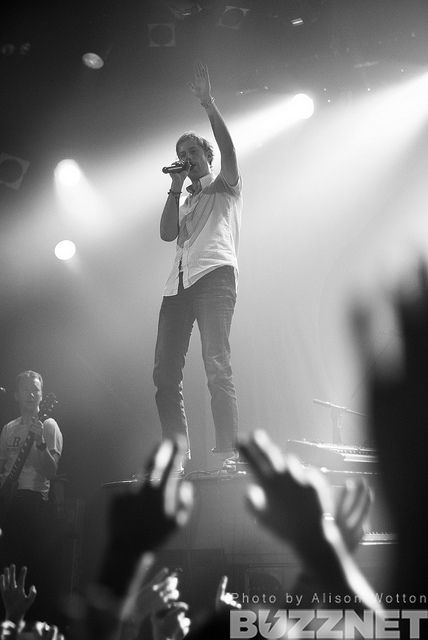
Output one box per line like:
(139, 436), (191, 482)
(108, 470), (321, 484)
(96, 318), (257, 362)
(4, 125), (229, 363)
(82, 52), (104, 69)
(54, 240), (76, 261)
(291, 93), (315, 120)
(230, 93), (316, 156)
(55, 159), (83, 187)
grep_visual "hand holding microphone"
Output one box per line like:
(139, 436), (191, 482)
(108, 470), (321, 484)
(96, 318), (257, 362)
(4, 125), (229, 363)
(162, 160), (190, 174)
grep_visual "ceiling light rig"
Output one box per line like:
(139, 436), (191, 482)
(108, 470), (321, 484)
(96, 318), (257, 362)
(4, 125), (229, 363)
(0, 152), (30, 190)
(291, 17), (304, 27)
(148, 22), (176, 47)
(166, 1), (202, 19)
(80, 10), (114, 70)
(81, 33), (113, 70)
(217, 6), (250, 30)
(82, 52), (105, 70)
(1, 42), (32, 57)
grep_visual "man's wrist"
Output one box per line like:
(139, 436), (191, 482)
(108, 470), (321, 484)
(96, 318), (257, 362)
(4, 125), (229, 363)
(200, 95), (215, 109)
(168, 190), (181, 205)
(294, 519), (348, 589)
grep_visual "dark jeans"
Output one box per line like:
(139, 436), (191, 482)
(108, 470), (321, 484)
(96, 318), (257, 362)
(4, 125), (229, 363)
(153, 265), (238, 453)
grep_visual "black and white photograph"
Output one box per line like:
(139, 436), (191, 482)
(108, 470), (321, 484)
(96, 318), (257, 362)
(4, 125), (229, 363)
(1, 1), (428, 638)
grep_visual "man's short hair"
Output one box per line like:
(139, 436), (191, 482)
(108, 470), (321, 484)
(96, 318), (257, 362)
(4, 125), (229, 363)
(16, 370), (43, 391)
(175, 132), (214, 166)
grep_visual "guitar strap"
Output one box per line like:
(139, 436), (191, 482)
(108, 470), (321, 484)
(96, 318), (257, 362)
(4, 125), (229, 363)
(3, 428), (36, 488)
(0, 392), (56, 497)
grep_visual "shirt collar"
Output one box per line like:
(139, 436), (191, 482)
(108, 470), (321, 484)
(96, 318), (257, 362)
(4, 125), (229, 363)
(186, 172), (214, 195)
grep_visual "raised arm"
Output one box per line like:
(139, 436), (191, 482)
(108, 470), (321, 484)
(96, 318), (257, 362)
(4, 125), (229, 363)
(189, 62), (239, 186)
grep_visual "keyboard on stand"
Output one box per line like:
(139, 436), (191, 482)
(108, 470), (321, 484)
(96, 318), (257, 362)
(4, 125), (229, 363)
(286, 439), (378, 472)
(361, 531), (397, 545)
(286, 439), (397, 540)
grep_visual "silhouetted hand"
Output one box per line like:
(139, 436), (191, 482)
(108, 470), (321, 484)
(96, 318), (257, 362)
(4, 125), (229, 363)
(109, 438), (192, 552)
(215, 576), (241, 612)
(351, 261), (428, 595)
(238, 431), (381, 612)
(334, 479), (372, 553)
(99, 438), (193, 598)
(238, 430), (330, 558)
(0, 620), (17, 639)
(151, 603), (190, 640)
(0, 565), (36, 626)
(119, 560), (182, 638)
(23, 621), (65, 639)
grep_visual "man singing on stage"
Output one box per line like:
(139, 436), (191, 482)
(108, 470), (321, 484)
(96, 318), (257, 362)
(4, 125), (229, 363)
(154, 62), (242, 473)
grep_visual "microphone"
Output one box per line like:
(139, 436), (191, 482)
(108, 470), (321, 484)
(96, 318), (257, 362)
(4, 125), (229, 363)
(162, 161), (190, 174)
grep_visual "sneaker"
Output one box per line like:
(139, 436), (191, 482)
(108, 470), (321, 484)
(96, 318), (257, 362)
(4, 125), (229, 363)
(210, 448), (241, 473)
(211, 447), (235, 454)
(148, 449), (191, 480)
(174, 449), (191, 476)
(222, 450), (240, 472)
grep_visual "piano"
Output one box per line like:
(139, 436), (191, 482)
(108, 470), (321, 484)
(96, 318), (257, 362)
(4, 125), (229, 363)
(286, 439), (379, 473)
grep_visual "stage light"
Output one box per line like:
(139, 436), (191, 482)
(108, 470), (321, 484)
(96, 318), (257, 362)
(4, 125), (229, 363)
(218, 7), (250, 30)
(291, 17), (304, 27)
(54, 158), (114, 238)
(1, 43), (15, 56)
(81, 33), (112, 69)
(54, 240), (76, 261)
(82, 52), (104, 69)
(19, 42), (31, 56)
(54, 159), (83, 187)
(290, 93), (315, 120)
(166, 1), (202, 19)
(148, 23), (176, 47)
(229, 92), (317, 156)
(0, 152), (30, 190)
(1, 42), (31, 57)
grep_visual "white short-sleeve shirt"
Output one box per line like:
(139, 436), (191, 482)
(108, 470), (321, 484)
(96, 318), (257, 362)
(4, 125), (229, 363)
(163, 170), (242, 296)
(0, 417), (63, 499)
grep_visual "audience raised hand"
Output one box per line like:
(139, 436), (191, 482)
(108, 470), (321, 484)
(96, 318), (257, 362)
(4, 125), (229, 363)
(119, 561), (185, 640)
(83, 438), (193, 640)
(215, 576), (241, 613)
(98, 437), (193, 599)
(20, 621), (65, 640)
(150, 602), (190, 640)
(0, 566), (37, 630)
(0, 620), (16, 640)
(351, 261), (428, 598)
(182, 575), (240, 640)
(238, 430), (380, 613)
(133, 566), (180, 619)
(333, 478), (372, 553)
